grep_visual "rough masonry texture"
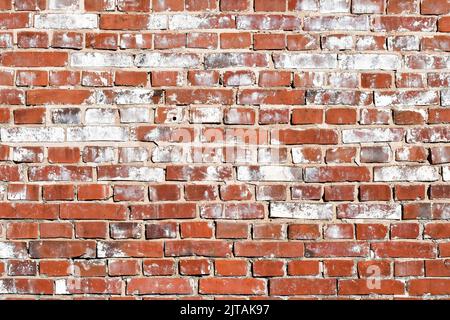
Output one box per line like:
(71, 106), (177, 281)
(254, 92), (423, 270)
(0, 0), (449, 299)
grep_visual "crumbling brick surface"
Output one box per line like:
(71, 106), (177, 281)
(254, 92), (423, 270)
(0, 0), (449, 299)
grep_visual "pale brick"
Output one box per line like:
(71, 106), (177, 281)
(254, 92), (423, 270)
(339, 54), (401, 70)
(375, 91), (439, 107)
(85, 108), (116, 124)
(322, 35), (354, 50)
(190, 107), (223, 124)
(67, 127), (128, 142)
(0, 242), (27, 258)
(71, 52), (133, 68)
(135, 53), (202, 68)
(319, 0), (350, 13)
(374, 166), (440, 182)
(83, 147), (115, 163)
(237, 166), (302, 182)
(274, 53), (337, 69)
(352, 0), (384, 13)
(337, 204), (401, 220)
(0, 128), (65, 142)
(270, 202), (333, 219)
(152, 146), (187, 163)
(120, 108), (151, 123)
(205, 53), (271, 68)
(289, 0), (319, 11)
(35, 14), (98, 29)
(444, 167), (450, 181)
(342, 128), (404, 143)
(169, 14), (233, 30)
(48, 0), (80, 10)
(388, 35), (420, 51)
(12, 147), (44, 163)
(442, 89), (450, 106)
(407, 127), (450, 143)
(147, 15), (168, 30)
(0, 33), (13, 48)
(113, 89), (162, 105)
(304, 16), (369, 31)
(120, 147), (148, 163)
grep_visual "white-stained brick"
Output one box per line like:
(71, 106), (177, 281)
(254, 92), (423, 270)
(342, 128), (404, 143)
(83, 147), (115, 163)
(375, 90), (439, 107)
(444, 167), (450, 181)
(292, 148), (321, 164)
(322, 35), (354, 50)
(205, 53), (270, 68)
(304, 16), (369, 31)
(12, 147), (44, 162)
(0, 128), (64, 142)
(114, 89), (161, 105)
(156, 107), (186, 124)
(71, 52), (133, 68)
(168, 14), (233, 30)
(0, 242), (27, 259)
(290, 0), (319, 11)
(135, 53), (202, 68)
(328, 72), (358, 87)
(406, 128), (450, 143)
(270, 202), (333, 219)
(338, 204), (401, 219)
(147, 15), (168, 30)
(81, 72), (111, 87)
(404, 55), (450, 70)
(190, 107), (223, 124)
(55, 280), (69, 295)
(388, 35), (420, 51)
(190, 147), (224, 163)
(442, 89), (450, 106)
(0, 33), (13, 48)
(152, 145), (187, 163)
(374, 166), (440, 182)
(339, 54), (401, 70)
(51, 109), (81, 125)
(236, 15), (300, 30)
(168, 14), (206, 29)
(48, 0), (80, 10)
(352, 0), (384, 13)
(223, 72), (254, 86)
(237, 166), (302, 181)
(0, 185), (5, 201)
(67, 126), (128, 142)
(258, 147), (287, 164)
(306, 90), (370, 105)
(120, 147), (148, 163)
(85, 108), (116, 124)
(356, 36), (386, 50)
(120, 108), (151, 123)
(274, 53), (338, 69)
(319, 0), (350, 13)
(34, 14), (98, 29)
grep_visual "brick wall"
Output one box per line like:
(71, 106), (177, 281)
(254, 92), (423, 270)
(0, 0), (449, 298)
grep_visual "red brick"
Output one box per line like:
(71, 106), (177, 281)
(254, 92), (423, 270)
(199, 278), (265, 295)
(215, 259), (247, 276)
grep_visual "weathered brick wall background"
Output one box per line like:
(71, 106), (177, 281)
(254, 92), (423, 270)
(0, 0), (449, 299)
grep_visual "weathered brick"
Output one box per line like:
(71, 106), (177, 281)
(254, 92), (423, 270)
(270, 203), (333, 219)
